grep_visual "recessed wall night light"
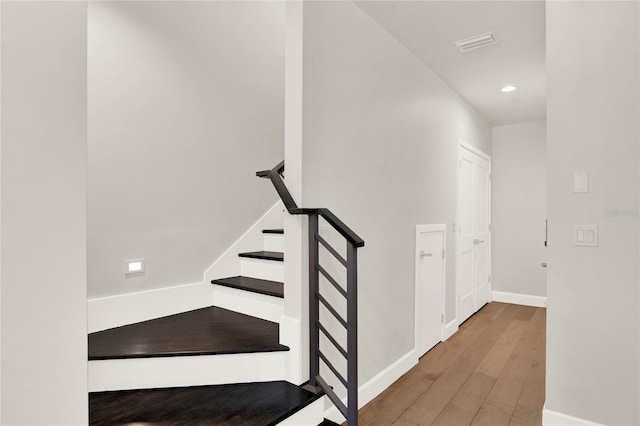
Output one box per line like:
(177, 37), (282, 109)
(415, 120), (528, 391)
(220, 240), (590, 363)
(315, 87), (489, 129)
(501, 85), (517, 93)
(124, 259), (145, 276)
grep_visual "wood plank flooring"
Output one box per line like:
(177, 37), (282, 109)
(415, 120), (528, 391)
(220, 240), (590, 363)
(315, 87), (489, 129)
(88, 306), (288, 360)
(357, 302), (545, 426)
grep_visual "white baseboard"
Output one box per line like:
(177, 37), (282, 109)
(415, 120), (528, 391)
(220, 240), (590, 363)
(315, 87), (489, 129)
(212, 284), (284, 322)
(205, 201), (284, 282)
(88, 351), (286, 392)
(325, 350), (418, 424)
(542, 405), (605, 426)
(87, 282), (212, 333)
(277, 397), (325, 426)
(443, 318), (459, 341)
(492, 290), (547, 308)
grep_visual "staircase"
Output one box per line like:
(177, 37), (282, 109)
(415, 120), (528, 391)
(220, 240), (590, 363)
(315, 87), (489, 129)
(209, 230), (286, 323)
(89, 162), (362, 425)
(89, 225), (325, 424)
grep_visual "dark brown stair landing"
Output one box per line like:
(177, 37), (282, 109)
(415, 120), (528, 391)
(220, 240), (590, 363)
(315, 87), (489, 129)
(238, 251), (284, 261)
(319, 419), (341, 426)
(88, 306), (288, 360)
(262, 228), (284, 234)
(89, 381), (322, 426)
(211, 276), (284, 298)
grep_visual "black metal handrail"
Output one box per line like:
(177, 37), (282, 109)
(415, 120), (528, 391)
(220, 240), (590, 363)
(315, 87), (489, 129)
(257, 161), (364, 248)
(257, 161), (364, 425)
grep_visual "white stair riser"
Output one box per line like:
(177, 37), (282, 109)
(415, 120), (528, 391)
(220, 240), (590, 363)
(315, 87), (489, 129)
(212, 284), (284, 322)
(241, 258), (284, 282)
(276, 397), (325, 425)
(88, 351), (286, 392)
(264, 234), (285, 252)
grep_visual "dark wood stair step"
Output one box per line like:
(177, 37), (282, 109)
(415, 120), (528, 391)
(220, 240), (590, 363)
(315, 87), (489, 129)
(262, 228), (284, 234)
(211, 276), (284, 298)
(238, 250), (284, 261)
(89, 380), (323, 426)
(319, 419), (342, 426)
(88, 306), (288, 361)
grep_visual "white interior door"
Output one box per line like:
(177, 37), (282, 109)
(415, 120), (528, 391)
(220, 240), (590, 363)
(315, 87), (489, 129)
(457, 149), (476, 323)
(415, 225), (445, 358)
(457, 144), (491, 325)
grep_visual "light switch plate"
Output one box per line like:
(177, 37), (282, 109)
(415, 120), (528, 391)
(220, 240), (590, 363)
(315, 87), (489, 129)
(573, 225), (598, 247)
(574, 171), (589, 193)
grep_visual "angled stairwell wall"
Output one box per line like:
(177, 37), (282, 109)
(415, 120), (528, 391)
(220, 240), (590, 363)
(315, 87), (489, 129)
(87, 1), (285, 301)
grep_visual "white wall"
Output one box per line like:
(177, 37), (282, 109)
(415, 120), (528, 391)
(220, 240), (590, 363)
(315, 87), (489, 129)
(0, 1), (3, 417)
(0, 2), (3, 417)
(546, 2), (639, 424)
(301, 1), (491, 387)
(1, 2), (88, 424)
(87, 2), (284, 298)
(492, 121), (546, 298)
(282, 1), (308, 385)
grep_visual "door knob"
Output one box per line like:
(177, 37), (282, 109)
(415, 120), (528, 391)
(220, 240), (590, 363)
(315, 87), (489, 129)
(541, 262), (547, 268)
(420, 250), (433, 258)
(474, 239), (485, 245)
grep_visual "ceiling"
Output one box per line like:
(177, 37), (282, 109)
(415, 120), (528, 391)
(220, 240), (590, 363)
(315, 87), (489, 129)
(355, 1), (546, 126)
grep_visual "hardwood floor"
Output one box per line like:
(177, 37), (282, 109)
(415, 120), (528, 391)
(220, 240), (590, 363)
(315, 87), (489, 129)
(357, 302), (546, 426)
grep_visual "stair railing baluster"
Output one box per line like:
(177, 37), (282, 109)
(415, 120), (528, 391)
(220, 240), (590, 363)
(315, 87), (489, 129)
(309, 214), (320, 391)
(257, 161), (364, 425)
(346, 242), (358, 426)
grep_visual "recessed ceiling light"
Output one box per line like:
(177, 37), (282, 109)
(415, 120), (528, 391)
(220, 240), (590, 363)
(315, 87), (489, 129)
(501, 85), (517, 93)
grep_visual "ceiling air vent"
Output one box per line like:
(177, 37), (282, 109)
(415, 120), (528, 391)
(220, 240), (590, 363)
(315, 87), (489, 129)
(455, 31), (498, 53)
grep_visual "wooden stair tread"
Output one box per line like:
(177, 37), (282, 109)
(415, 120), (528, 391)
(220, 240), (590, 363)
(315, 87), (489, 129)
(211, 276), (284, 298)
(88, 306), (288, 361)
(262, 228), (284, 234)
(238, 250), (284, 261)
(89, 380), (323, 426)
(319, 420), (342, 426)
